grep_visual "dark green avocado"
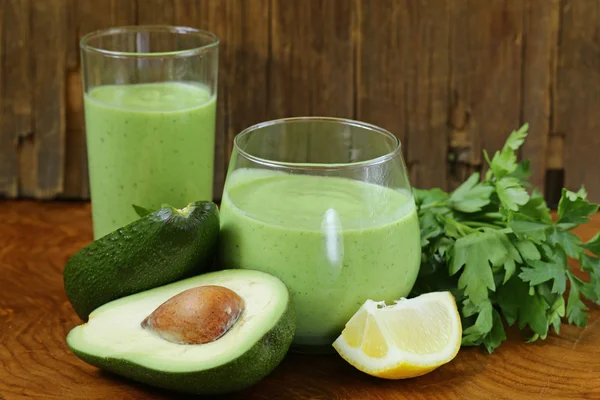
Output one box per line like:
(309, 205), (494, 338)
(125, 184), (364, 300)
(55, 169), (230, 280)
(64, 201), (219, 321)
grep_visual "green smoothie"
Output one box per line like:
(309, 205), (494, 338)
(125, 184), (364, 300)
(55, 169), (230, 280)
(219, 169), (421, 348)
(84, 82), (216, 238)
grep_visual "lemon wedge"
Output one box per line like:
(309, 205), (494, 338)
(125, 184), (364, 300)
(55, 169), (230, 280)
(332, 291), (462, 379)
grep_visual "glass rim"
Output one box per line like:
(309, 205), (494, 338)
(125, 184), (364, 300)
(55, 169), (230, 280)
(234, 117), (402, 171)
(79, 25), (219, 58)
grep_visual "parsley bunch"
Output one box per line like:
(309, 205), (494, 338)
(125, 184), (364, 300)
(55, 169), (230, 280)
(412, 124), (600, 352)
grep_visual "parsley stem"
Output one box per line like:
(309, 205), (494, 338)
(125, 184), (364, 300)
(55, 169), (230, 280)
(419, 201), (446, 210)
(451, 220), (477, 236)
(483, 212), (503, 220)
(462, 221), (502, 229)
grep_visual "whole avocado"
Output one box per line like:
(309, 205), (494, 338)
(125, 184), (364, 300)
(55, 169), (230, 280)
(64, 201), (219, 320)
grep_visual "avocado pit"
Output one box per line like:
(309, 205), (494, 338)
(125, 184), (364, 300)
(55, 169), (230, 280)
(141, 285), (245, 344)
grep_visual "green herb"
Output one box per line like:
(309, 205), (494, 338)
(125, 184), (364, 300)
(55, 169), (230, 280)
(412, 124), (600, 353)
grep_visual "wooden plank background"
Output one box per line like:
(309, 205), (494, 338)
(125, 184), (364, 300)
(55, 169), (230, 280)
(0, 0), (598, 203)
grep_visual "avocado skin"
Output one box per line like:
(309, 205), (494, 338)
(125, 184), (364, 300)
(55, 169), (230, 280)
(64, 202), (219, 321)
(68, 299), (295, 395)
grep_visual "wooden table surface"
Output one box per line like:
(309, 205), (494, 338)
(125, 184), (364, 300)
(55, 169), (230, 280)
(0, 201), (599, 400)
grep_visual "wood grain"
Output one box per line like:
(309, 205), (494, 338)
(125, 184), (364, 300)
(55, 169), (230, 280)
(0, 1), (11, 197)
(0, 1), (3, 131)
(269, 0), (312, 118)
(306, 0), (354, 162)
(268, 0), (310, 161)
(449, 0), (524, 179)
(1, 0), (600, 201)
(355, 0), (407, 144)
(268, 0), (355, 163)
(62, 0), (87, 199)
(63, 0), (82, 161)
(0, 3), (6, 196)
(220, 0), (270, 140)
(0, 0), (32, 198)
(137, 0), (174, 24)
(268, 0), (355, 118)
(554, 0), (600, 200)
(520, 0), (559, 194)
(0, 201), (599, 399)
(354, 0), (448, 187)
(31, 0), (67, 199)
(224, 0), (269, 196)
(403, 0), (451, 190)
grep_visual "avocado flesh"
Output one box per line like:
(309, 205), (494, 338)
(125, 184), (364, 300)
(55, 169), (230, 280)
(64, 201), (219, 321)
(66, 269), (295, 395)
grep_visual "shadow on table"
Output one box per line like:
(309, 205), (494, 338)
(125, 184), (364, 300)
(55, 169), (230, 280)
(94, 347), (490, 400)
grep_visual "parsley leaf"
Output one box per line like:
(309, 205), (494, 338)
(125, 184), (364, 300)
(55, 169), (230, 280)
(483, 308), (507, 353)
(583, 233), (600, 255)
(504, 124), (529, 151)
(496, 177), (530, 211)
(547, 228), (583, 259)
(450, 231), (509, 305)
(519, 247), (567, 294)
(514, 239), (541, 261)
(493, 230), (522, 283)
(581, 273), (600, 304)
(509, 214), (550, 243)
(509, 160), (532, 181)
(518, 189), (552, 223)
(448, 173), (493, 213)
(576, 186), (588, 198)
(486, 124), (529, 180)
(497, 276), (549, 339)
(419, 211), (445, 247)
(462, 299), (493, 346)
(557, 189), (599, 229)
(414, 188), (448, 207)
(581, 253), (600, 273)
(566, 272), (589, 326)
(413, 123), (599, 353)
(518, 288), (549, 338)
(546, 295), (565, 335)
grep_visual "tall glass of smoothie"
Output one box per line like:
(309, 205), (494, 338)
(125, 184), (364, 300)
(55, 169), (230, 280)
(219, 117), (421, 353)
(80, 26), (218, 238)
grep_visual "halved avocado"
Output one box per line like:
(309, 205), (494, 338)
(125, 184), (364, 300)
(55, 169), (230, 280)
(66, 269), (295, 395)
(64, 201), (219, 321)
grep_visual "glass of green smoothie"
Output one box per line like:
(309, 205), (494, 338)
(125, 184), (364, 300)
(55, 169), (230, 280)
(219, 117), (421, 353)
(80, 26), (218, 239)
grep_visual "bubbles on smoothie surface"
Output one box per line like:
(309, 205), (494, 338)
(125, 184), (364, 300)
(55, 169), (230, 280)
(89, 82), (213, 111)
